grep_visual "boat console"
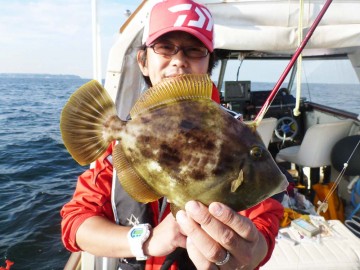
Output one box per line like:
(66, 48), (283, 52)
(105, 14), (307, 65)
(222, 80), (251, 115)
(221, 81), (296, 121)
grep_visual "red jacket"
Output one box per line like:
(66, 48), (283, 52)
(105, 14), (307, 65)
(60, 87), (284, 269)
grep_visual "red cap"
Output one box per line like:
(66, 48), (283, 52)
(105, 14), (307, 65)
(143, 0), (214, 52)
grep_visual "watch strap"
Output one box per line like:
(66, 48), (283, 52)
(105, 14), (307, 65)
(127, 223), (152, 260)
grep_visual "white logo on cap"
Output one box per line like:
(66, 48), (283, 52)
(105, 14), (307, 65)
(168, 4), (213, 31)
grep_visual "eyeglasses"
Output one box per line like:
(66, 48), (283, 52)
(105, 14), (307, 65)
(149, 42), (209, 58)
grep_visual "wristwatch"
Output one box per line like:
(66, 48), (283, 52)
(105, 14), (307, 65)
(127, 223), (152, 260)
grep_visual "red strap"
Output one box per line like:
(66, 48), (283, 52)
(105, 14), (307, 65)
(211, 83), (220, 104)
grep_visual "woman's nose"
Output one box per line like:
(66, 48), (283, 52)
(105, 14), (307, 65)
(170, 50), (188, 67)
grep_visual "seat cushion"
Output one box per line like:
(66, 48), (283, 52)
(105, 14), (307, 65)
(276, 145), (300, 163)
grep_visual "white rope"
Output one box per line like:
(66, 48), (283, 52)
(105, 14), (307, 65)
(293, 0), (304, 117)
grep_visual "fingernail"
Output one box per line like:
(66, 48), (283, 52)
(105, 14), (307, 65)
(210, 202), (223, 217)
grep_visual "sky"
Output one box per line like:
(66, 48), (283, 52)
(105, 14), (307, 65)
(0, 0), (359, 83)
(0, 0), (142, 79)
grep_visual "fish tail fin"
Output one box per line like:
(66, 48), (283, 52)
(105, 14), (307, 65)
(60, 80), (120, 165)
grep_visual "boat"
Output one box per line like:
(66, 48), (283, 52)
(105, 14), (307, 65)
(64, 0), (360, 269)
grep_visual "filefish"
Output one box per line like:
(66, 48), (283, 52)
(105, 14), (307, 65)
(60, 74), (288, 213)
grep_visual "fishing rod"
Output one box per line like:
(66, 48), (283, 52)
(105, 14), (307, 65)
(254, 0), (333, 125)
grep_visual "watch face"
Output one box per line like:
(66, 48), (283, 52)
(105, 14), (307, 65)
(130, 228), (144, 238)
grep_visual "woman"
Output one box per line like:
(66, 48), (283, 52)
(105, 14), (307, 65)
(61, 0), (284, 269)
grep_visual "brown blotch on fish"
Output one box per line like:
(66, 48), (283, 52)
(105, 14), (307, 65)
(159, 143), (182, 168)
(190, 169), (206, 181)
(140, 116), (152, 124)
(212, 144), (237, 177)
(180, 119), (196, 130)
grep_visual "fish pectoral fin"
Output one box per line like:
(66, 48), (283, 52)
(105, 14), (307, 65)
(231, 169), (244, 193)
(113, 144), (161, 203)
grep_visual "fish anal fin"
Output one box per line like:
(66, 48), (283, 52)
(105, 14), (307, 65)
(113, 144), (161, 203)
(130, 74), (212, 117)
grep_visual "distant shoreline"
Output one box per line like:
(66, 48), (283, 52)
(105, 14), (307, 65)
(0, 73), (83, 79)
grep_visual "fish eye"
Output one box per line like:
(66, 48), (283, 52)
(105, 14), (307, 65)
(250, 146), (263, 160)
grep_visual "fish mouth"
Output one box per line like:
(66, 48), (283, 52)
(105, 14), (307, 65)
(279, 176), (289, 191)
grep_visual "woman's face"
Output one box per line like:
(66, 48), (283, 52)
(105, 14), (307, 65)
(137, 31), (210, 86)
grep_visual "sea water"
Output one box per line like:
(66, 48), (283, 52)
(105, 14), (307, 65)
(0, 77), (87, 269)
(0, 77), (359, 269)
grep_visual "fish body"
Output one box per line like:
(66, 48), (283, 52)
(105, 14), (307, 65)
(60, 75), (288, 212)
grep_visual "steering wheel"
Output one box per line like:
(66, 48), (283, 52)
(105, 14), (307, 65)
(275, 116), (298, 141)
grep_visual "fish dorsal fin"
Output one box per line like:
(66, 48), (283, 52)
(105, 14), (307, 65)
(130, 74), (212, 117)
(113, 144), (161, 203)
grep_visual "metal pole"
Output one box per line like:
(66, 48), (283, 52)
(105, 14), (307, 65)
(92, 0), (102, 83)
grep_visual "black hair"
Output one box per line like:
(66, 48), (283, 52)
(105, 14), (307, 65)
(138, 44), (218, 87)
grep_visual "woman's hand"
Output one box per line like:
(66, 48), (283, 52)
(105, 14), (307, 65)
(176, 201), (268, 270)
(144, 213), (187, 257)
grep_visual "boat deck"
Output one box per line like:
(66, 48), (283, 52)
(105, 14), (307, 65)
(263, 220), (360, 269)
